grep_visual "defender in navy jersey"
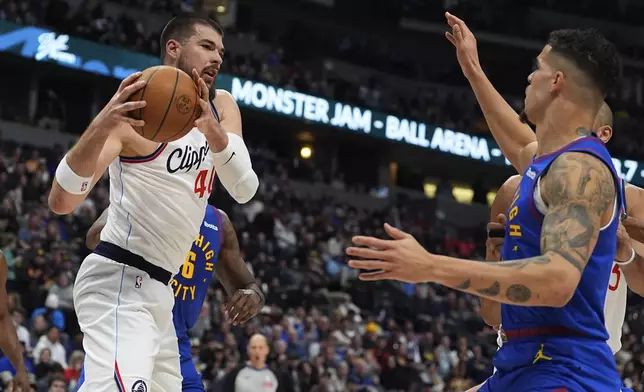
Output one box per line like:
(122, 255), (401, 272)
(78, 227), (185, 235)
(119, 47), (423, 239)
(86, 205), (264, 391)
(347, 27), (624, 391)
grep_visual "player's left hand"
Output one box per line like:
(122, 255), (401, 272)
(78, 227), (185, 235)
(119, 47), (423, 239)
(12, 368), (31, 392)
(346, 223), (435, 283)
(224, 288), (262, 326)
(616, 221), (634, 262)
(191, 69), (229, 152)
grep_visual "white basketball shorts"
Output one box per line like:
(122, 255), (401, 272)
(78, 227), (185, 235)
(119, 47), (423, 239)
(74, 253), (182, 392)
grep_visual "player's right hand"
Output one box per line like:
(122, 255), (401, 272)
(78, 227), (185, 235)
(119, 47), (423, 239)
(90, 71), (146, 132)
(444, 12), (482, 80)
(486, 213), (506, 261)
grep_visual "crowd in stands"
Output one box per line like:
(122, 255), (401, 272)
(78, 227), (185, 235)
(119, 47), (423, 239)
(2, 0), (644, 159)
(1, 1), (644, 390)
(1, 130), (644, 391)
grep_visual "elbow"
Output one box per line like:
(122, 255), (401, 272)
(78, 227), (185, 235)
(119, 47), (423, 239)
(543, 271), (578, 308)
(231, 171), (259, 204)
(48, 185), (77, 215)
(48, 192), (72, 215)
(86, 231), (99, 250)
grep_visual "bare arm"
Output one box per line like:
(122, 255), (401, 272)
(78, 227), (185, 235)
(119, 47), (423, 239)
(86, 208), (109, 250)
(214, 210), (261, 299)
(215, 89), (243, 137)
(480, 175), (521, 326)
(617, 184), (644, 296)
(48, 73), (145, 215)
(445, 13), (537, 173)
(0, 253), (27, 376)
(432, 152), (615, 306)
(48, 128), (123, 215)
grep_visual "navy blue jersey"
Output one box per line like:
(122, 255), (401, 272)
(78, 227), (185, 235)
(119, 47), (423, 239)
(171, 206), (223, 337)
(500, 136), (623, 341)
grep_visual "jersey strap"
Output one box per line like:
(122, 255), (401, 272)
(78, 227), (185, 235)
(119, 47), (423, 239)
(209, 100), (221, 123)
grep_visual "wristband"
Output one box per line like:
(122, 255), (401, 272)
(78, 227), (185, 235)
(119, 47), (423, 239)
(615, 247), (636, 266)
(55, 154), (93, 195)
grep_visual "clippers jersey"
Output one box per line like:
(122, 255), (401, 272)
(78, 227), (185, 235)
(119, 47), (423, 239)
(604, 179), (628, 354)
(501, 136), (623, 341)
(101, 107), (220, 274)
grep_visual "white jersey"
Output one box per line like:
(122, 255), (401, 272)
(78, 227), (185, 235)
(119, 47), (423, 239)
(604, 261), (628, 354)
(496, 261), (627, 355)
(101, 129), (214, 273)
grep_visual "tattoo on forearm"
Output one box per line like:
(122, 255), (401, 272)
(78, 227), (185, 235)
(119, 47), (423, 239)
(496, 255), (551, 270)
(506, 284), (532, 303)
(477, 281), (501, 296)
(455, 279), (471, 289)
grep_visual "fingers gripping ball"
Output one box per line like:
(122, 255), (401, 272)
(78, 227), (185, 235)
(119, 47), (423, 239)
(128, 66), (201, 142)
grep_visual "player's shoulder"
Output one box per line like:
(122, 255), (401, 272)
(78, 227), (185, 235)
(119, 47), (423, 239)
(213, 89), (238, 108)
(502, 175), (521, 190)
(204, 205), (230, 223)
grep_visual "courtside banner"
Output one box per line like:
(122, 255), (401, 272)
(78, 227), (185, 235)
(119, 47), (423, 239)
(1, 20), (641, 185)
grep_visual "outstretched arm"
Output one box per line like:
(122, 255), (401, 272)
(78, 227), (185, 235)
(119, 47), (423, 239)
(215, 210), (264, 324)
(348, 152), (615, 307)
(445, 12), (537, 173)
(86, 208), (109, 250)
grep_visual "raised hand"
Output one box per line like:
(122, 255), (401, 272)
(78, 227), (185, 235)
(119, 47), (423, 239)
(445, 12), (482, 80)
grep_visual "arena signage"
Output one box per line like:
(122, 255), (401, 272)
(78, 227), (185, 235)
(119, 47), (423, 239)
(0, 21), (643, 186)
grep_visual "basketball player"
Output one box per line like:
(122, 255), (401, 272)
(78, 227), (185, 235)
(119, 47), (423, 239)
(47, 14), (258, 392)
(347, 26), (624, 391)
(82, 205), (264, 391)
(0, 252), (30, 392)
(446, 14), (644, 387)
(445, 11), (644, 298)
(469, 175), (633, 392)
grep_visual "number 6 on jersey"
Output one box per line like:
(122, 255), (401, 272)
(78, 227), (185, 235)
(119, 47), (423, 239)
(194, 167), (216, 198)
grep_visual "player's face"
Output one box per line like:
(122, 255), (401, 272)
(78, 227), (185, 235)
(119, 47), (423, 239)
(176, 23), (224, 89)
(524, 46), (558, 124)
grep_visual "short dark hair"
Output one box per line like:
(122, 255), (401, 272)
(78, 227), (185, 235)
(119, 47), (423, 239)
(159, 13), (224, 60)
(547, 28), (622, 97)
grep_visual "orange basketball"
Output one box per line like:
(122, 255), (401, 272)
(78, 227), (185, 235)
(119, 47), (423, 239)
(128, 65), (201, 142)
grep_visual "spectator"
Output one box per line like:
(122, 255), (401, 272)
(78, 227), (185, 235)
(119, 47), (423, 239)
(33, 326), (67, 369)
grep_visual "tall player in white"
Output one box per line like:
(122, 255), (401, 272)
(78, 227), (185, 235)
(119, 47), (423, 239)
(443, 14), (644, 391)
(48, 15), (258, 392)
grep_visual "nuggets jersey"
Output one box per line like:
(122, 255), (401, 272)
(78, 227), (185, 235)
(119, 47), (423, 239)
(501, 136), (623, 341)
(499, 264), (627, 354)
(497, 179), (628, 355)
(101, 106), (219, 274)
(172, 206), (223, 359)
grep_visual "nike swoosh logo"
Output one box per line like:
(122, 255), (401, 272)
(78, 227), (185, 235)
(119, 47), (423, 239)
(223, 152), (235, 165)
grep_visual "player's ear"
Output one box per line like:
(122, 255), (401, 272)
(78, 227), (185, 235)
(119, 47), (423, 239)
(165, 39), (182, 61)
(550, 71), (565, 94)
(595, 125), (612, 143)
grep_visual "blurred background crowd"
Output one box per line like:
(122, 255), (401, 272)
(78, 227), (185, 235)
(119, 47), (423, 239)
(1, 0), (644, 391)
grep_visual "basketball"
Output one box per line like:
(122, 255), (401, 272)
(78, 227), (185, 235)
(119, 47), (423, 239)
(128, 65), (201, 142)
